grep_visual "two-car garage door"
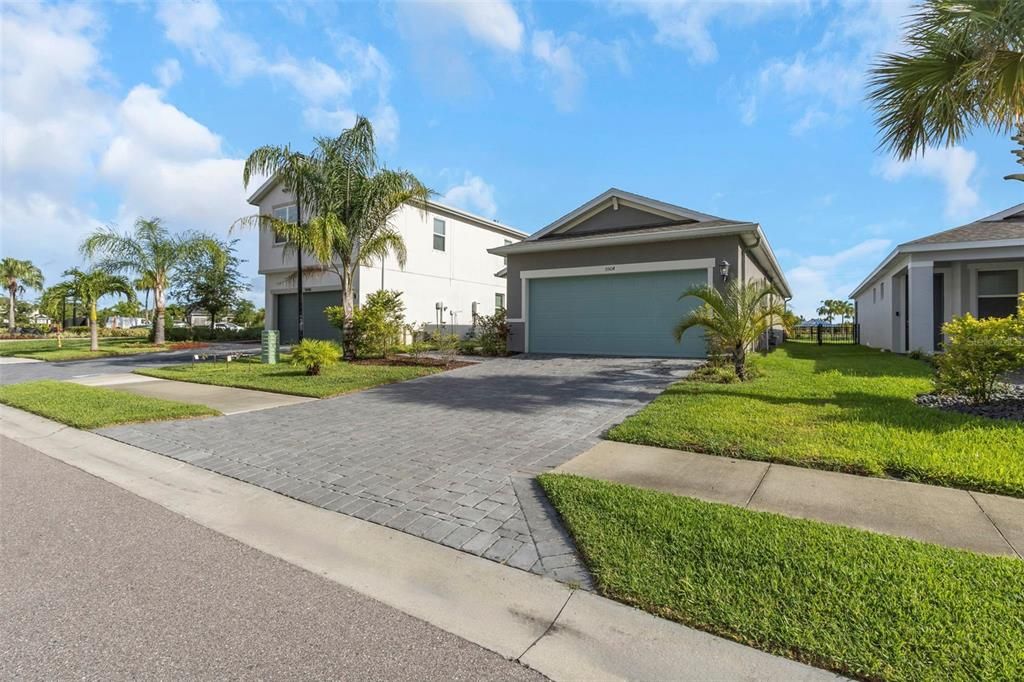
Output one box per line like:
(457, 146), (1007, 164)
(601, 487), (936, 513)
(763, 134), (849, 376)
(527, 269), (707, 357)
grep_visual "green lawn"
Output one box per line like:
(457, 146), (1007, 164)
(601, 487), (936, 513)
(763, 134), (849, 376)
(539, 474), (1024, 681)
(136, 356), (443, 398)
(608, 343), (1024, 498)
(0, 337), (167, 362)
(0, 380), (219, 429)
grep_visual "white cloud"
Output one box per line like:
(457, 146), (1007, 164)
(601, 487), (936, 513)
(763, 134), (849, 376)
(880, 146), (980, 219)
(786, 238), (892, 317)
(746, 0), (912, 131)
(532, 30), (585, 112)
(155, 58), (182, 88)
(397, 0), (524, 53)
(155, 0), (396, 139)
(442, 175), (498, 219)
(611, 0), (810, 64)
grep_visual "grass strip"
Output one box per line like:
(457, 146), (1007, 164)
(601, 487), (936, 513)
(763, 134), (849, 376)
(538, 473), (1024, 681)
(607, 343), (1024, 497)
(136, 356), (441, 398)
(0, 338), (166, 362)
(0, 380), (219, 429)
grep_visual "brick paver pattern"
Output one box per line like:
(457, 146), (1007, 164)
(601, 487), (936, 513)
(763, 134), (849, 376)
(99, 355), (696, 582)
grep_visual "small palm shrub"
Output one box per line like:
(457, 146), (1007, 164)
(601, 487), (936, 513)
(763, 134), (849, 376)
(935, 294), (1024, 403)
(290, 339), (341, 376)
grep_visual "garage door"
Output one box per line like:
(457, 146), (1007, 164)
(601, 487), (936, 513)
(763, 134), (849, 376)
(527, 269), (706, 357)
(276, 291), (343, 344)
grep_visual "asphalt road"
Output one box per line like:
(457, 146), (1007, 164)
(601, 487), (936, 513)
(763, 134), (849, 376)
(0, 343), (258, 385)
(0, 436), (544, 681)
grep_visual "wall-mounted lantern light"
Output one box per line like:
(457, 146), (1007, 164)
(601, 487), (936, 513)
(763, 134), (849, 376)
(719, 260), (730, 281)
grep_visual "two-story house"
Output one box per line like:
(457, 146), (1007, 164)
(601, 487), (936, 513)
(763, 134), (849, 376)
(247, 177), (526, 343)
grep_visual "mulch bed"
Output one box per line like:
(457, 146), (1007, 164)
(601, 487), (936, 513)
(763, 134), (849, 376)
(352, 356), (476, 370)
(915, 384), (1024, 421)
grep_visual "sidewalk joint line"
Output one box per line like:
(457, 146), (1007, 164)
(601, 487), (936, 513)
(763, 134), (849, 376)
(967, 490), (1021, 559)
(516, 589), (574, 661)
(745, 463), (771, 508)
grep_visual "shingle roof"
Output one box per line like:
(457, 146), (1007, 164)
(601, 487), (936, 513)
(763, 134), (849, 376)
(538, 218), (749, 241)
(903, 205), (1024, 246)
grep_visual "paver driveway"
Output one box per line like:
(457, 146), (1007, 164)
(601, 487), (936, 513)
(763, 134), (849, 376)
(99, 355), (697, 582)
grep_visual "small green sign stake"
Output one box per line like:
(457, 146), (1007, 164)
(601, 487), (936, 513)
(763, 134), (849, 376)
(261, 329), (279, 365)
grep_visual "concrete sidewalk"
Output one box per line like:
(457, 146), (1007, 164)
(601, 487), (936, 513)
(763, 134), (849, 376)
(68, 373), (315, 415)
(0, 406), (839, 681)
(558, 441), (1023, 559)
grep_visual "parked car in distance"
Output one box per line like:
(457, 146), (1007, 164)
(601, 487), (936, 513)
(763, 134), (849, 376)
(172, 321), (187, 329)
(213, 322), (243, 331)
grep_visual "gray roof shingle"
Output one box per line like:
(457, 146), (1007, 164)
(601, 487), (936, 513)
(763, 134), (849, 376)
(903, 206), (1024, 246)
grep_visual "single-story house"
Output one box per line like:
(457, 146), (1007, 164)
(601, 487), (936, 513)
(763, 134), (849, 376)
(488, 188), (791, 358)
(247, 176), (527, 343)
(850, 203), (1024, 353)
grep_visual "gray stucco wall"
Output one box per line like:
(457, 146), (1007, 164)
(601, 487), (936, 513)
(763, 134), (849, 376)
(504, 235), (741, 352)
(549, 205), (684, 236)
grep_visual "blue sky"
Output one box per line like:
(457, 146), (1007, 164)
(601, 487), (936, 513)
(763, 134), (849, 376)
(2, 0), (1022, 317)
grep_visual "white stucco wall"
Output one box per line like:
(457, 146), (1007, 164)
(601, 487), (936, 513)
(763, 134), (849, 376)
(854, 274), (894, 351)
(253, 183), (522, 334)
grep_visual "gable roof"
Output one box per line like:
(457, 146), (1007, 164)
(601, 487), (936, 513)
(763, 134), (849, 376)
(849, 203), (1024, 298)
(487, 188), (792, 298)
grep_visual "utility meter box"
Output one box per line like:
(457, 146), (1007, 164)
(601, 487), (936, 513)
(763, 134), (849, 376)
(261, 329), (279, 365)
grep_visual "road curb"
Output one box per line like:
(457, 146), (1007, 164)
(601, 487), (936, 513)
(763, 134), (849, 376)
(1, 405), (841, 681)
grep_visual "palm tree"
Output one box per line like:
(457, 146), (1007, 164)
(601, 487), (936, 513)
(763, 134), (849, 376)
(867, 0), (1024, 180)
(134, 272), (157, 320)
(674, 280), (786, 381)
(48, 268), (134, 351)
(1, 257), (44, 332)
(238, 116), (429, 359)
(242, 142), (317, 342)
(81, 218), (217, 344)
(817, 303), (835, 325)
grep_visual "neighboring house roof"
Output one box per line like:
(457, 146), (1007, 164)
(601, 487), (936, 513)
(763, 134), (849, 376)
(849, 203), (1024, 298)
(487, 187), (792, 298)
(246, 175), (526, 239)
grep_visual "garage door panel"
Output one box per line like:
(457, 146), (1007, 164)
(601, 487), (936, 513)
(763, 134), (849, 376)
(528, 270), (705, 357)
(276, 291), (343, 344)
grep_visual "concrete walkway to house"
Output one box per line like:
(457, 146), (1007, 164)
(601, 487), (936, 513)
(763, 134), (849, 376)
(68, 373), (315, 415)
(0, 407), (840, 681)
(558, 441), (1024, 559)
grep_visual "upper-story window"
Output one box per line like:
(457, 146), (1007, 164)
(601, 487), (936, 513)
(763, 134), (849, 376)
(272, 204), (297, 244)
(880, 282), (885, 300)
(433, 218), (446, 252)
(977, 269), (1019, 318)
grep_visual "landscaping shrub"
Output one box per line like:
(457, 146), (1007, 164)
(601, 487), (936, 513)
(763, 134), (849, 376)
(62, 326), (150, 339)
(326, 290), (405, 359)
(935, 295), (1024, 403)
(475, 308), (509, 356)
(164, 326), (261, 342)
(289, 339), (341, 376)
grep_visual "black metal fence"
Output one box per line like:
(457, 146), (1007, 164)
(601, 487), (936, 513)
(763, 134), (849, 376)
(789, 324), (859, 345)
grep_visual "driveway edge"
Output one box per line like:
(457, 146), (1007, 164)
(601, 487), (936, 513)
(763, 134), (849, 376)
(0, 405), (840, 681)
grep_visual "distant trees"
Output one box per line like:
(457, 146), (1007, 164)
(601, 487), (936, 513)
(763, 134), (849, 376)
(817, 299), (855, 325)
(1, 257), (44, 332)
(231, 299), (264, 328)
(171, 238), (247, 329)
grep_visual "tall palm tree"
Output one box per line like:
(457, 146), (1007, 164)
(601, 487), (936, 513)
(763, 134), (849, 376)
(237, 117), (429, 359)
(1, 257), (44, 332)
(134, 272), (157, 320)
(48, 268), (134, 351)
(675, 280), (786, 381)
(242, 143), (316, 342)
(867, 0), (1024, 179)
(81, 218), (217, 344)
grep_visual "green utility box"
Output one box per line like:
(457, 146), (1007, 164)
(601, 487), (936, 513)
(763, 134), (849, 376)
(261, 329), (279, 364)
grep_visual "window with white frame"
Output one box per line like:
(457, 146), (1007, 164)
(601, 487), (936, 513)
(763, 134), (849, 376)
(495, 292), (505, 310)
(977, 269), (1019, 318)
(272, 204), (297, 244)
(433, 218), (446, 251)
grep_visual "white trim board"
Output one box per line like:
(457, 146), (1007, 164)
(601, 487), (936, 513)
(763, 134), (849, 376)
(520, 258), (716, 280)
